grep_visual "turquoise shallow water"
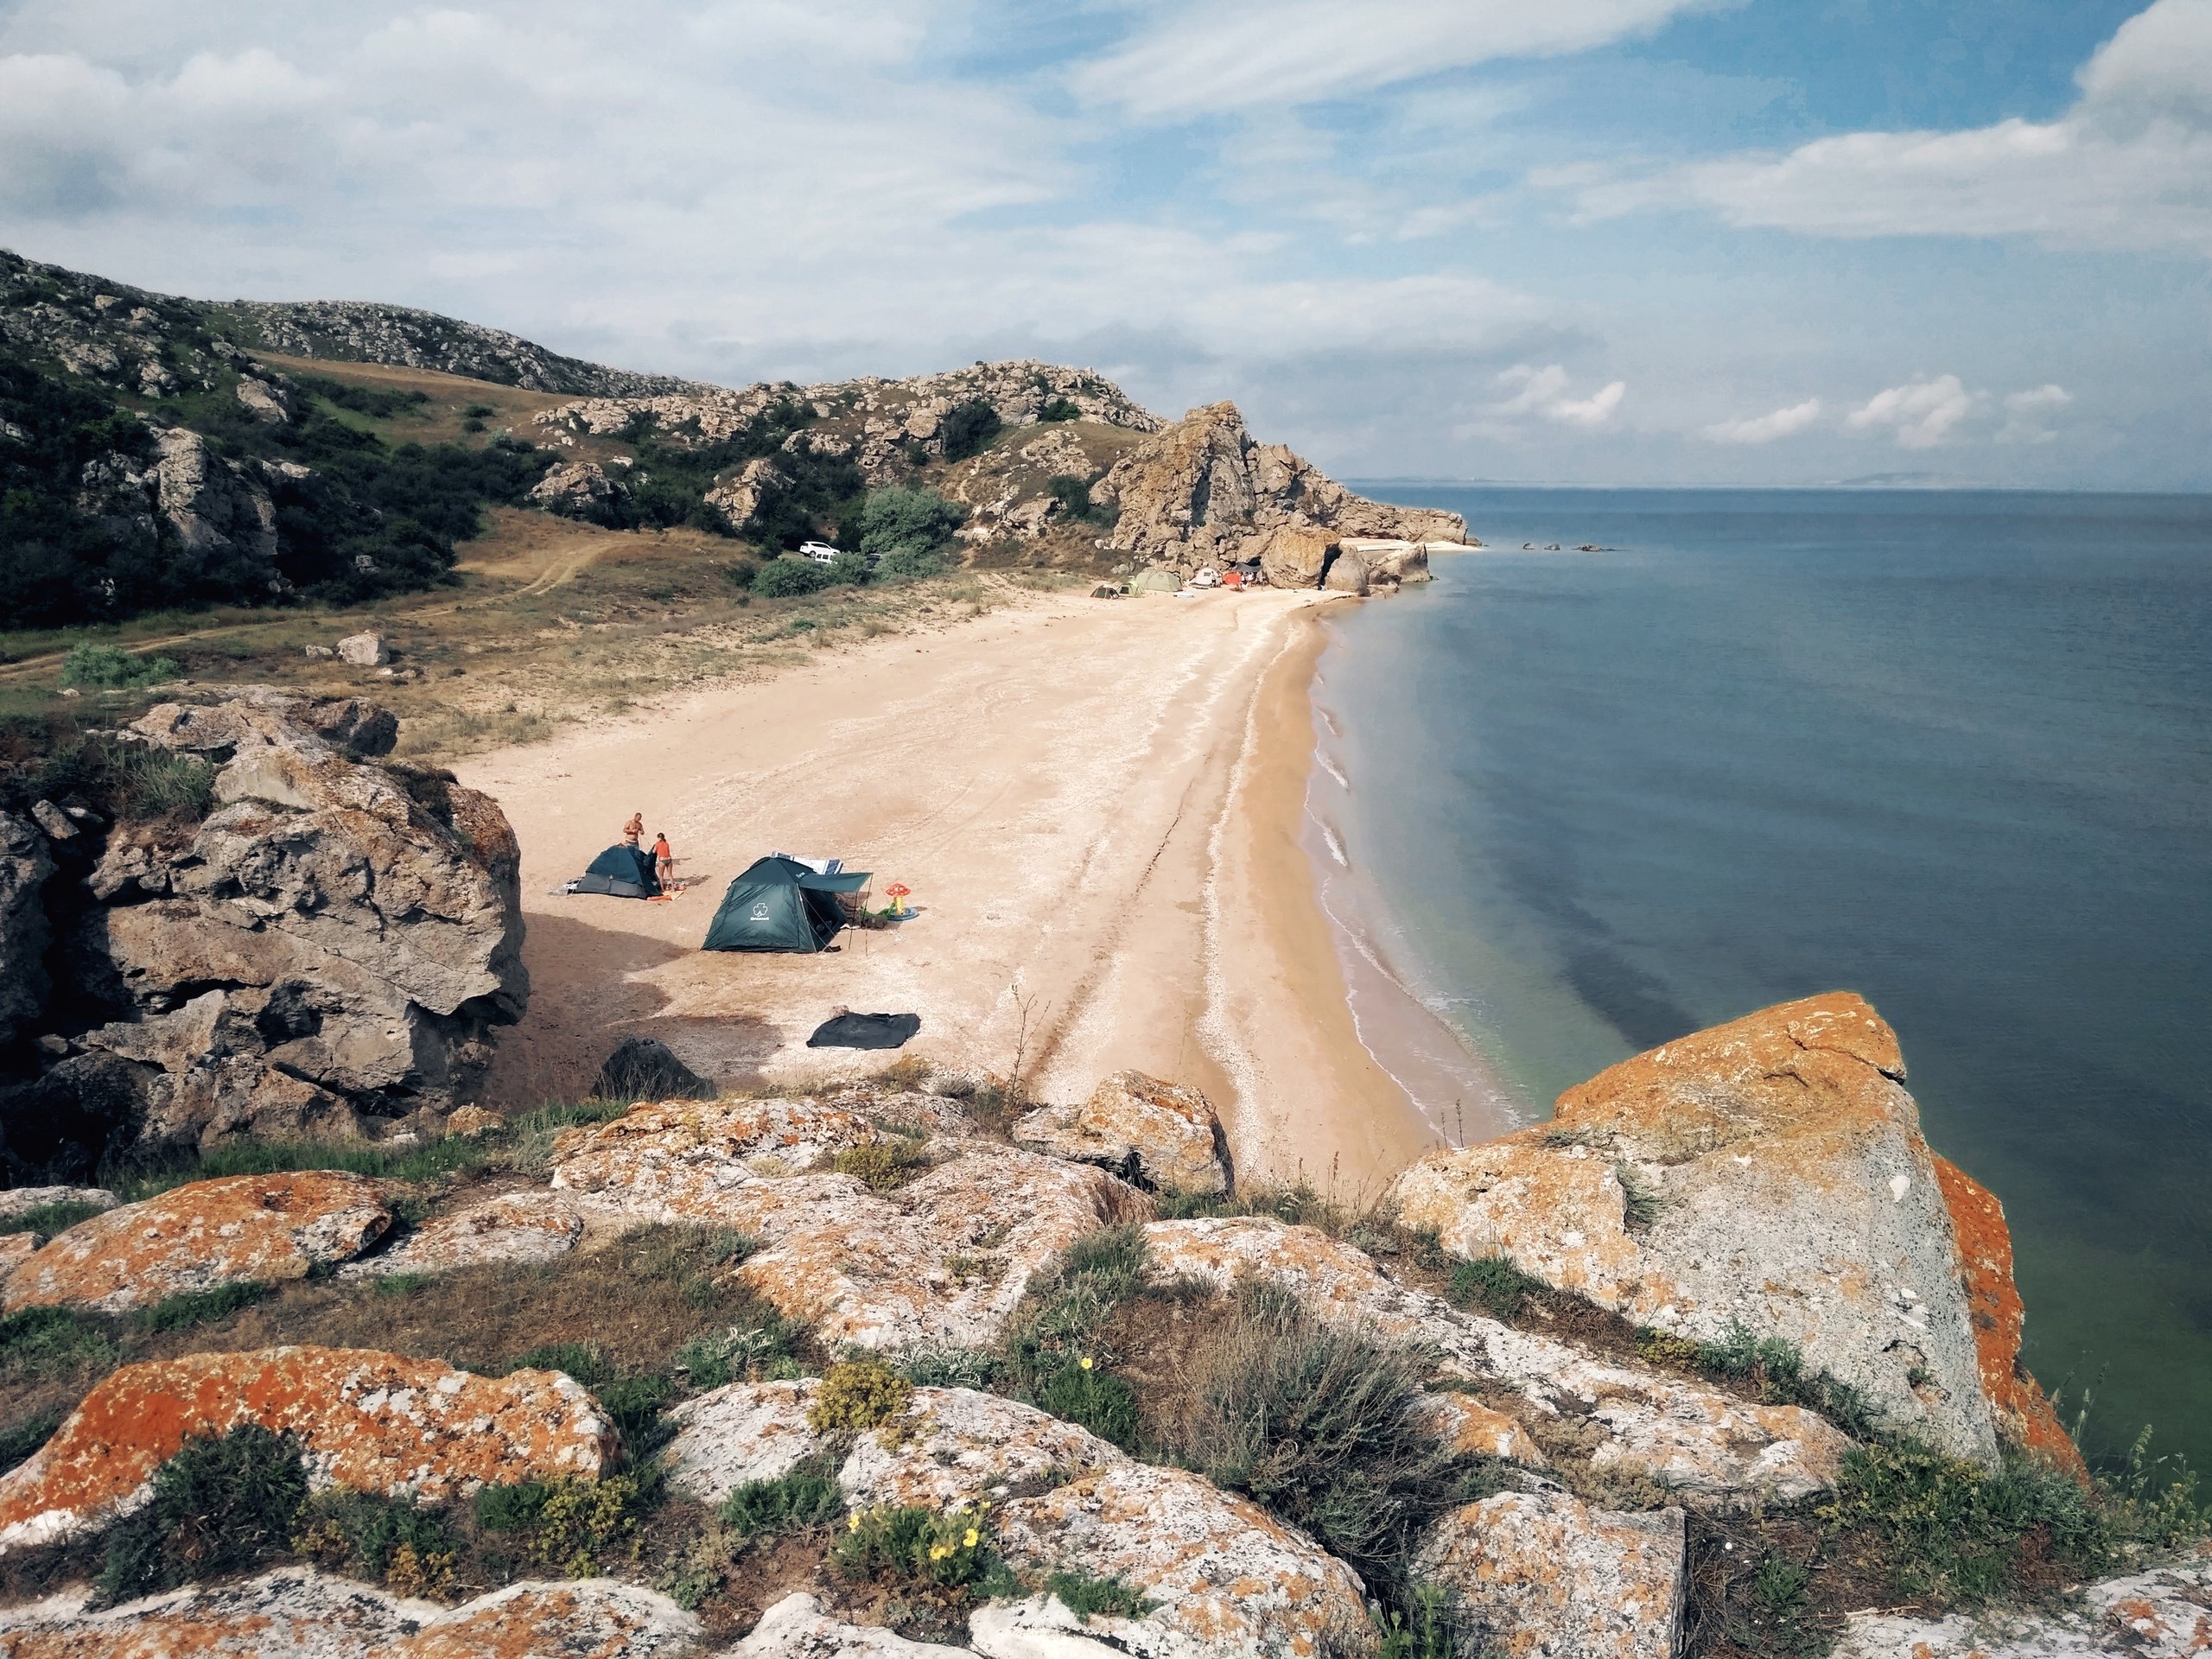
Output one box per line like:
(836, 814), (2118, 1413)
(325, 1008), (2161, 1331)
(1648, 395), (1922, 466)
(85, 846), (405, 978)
(1320, 487), (2212, 1469)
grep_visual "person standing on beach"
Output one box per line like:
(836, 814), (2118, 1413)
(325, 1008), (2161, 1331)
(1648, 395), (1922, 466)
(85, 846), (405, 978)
(653, 831), (674, 891)
(623, 812), (644, 847)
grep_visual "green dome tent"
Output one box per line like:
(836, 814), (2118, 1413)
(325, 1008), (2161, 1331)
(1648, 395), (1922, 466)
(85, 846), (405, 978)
(569, 842), (660, 898)
(702, 855), (871, 952)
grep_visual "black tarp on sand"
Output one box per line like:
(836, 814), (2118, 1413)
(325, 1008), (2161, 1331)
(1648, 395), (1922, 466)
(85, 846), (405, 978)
(806, 1012), (921, 1049)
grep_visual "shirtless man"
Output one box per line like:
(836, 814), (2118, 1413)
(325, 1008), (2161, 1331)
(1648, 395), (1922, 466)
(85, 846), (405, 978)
(623, 812), (644, 847)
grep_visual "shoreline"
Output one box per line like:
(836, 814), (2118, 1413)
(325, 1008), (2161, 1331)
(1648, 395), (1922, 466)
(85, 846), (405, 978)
(1300, 601), (1527, 1149)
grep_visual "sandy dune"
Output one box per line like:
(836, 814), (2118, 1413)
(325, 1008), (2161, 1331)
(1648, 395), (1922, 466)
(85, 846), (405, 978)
(455, 587), (1439, 1194)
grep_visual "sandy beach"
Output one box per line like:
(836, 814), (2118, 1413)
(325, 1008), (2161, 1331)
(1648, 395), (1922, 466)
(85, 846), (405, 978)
(454, 584), (1440, 1195)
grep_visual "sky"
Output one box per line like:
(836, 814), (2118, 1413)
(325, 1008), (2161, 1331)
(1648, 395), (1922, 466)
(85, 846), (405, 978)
(1, 0), (2208, 487)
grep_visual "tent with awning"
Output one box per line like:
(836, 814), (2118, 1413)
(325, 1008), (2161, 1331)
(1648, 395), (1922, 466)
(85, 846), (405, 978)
(702, 855), (870, 952)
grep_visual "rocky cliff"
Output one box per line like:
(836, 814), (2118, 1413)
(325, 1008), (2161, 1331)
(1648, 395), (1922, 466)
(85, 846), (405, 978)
(0, 690), (525, 1173)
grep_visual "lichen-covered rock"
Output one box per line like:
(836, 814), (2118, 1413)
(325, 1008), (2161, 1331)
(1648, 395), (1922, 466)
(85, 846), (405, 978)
(1414, 1491), (1687, 1659)
(0, 1346), (618, 1553)
(1142, 1217), (1849, 1506)
(0, 1567), (701, 1659)
(0, 814), (54, 1049)
(1829, 1542), (2212, 1657)
(1931, 1155), (2085, 1478)
(2, 1170), (391, 1313)
(0, 1188), (115, 1228)
(1412, 1392), (1547, 1465)
(1093, 402), (1465, 576)
(736, 1593), (976, 1658)
(336, 1191), (582, 1281)
(665, 1380), (1122, 1512)
(984, 1463), (1369, 1659)
(1390, 994), (2000, 1463)
(0, 1236), (37, 1274)
(529, 459), (628, 522)
(549, 1096), (879, 1217)
(1014, 1071), (1228, 1195)
(731, 1146), (1152, 1349)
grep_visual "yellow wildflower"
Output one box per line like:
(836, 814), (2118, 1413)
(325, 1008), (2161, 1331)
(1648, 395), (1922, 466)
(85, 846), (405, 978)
(849, 1514), (862, 1532)
(931, 1544), (950, 1560)
(963, 1529), (980, 1548)
(1078, 1357), (1094, 1370)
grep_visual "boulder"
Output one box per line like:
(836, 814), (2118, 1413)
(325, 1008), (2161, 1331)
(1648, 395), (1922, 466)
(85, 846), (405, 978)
(1828, 1542), (2212, 1658)
(736, 1594), (973, 1658)
(593, 1035), (710, 1102)
(1411, 1392), (1546, 1465)
(151, 428), (280, 569)
(666, 1380), (1122, 1511)
(0, 813), (54, 1047)
(0, 1567), (702, 1658)
(1013, 1071), (1229, 1195)
(550, 1096), (880, 1216)
(1320, 546), (1369, 594)
(704, 456), (786, 534)
(336, 1190), (582, 1281)
(0, 1346), (619, 1552)
(233, 375), (290, 423)
(983, 1462), (1370, 1659)
(1932, 1155), (2086, 1478)
(728, 1146), (1152, 1350)
(1413, 1491), (1687, 1659)
(529, 459), (627, 522)
(1389, 994), (2002, 1463)
(1092, 402), (1465, 572)
(1, 1170), (392, 1313)
(1338, 537), (1432, 586)
(0, 1234), (37, 1273)
(335, 631), (389, 667)
(24, 690), (530, 1152)
(1142, 1217), (1850, 1507)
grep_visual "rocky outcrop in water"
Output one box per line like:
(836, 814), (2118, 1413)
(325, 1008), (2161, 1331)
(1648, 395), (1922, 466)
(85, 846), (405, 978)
(0, 691), (525, 1171)
(1091, 402), (1471, 584)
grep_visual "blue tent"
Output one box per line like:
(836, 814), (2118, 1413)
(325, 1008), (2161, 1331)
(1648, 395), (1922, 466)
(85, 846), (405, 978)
(569, 842), (659, 899)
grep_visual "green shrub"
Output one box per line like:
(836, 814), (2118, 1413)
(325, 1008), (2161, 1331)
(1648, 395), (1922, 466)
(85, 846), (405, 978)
(1007, 1225), (1148, 1392)
(1046, 474), (1099, 523)
(939, 401), (1001, 461)
(134, 1280), (270, 1334)
(1821, 1440), (2110, 1602)
(720, 1456), (844, 1538)
(752, 556), (829, 598)
(0, 1410), (60, 1475)
(891, 1344), (1002, 1390)
(58, 643), (178, 690)
(1036, 1358), (1140, 1450)
(0, 1306), (119, 1380)
(292, 1489), (459, 1597)
(1675, 1321), (1881, 1440)
(808, 1359), (913, 1439)
(831, 1139), (927, 1191)
(99, 1426), (308, 1604)
(858, 486), (964, 570)
(1373, 1583), (1462, 1659)
(1045, 1567), (1154, 1621)
(1038, 397), (1081, 423)
(474, 1476), (641, 1576)
(834, 1500), (991, 1588)
(874, 543), (946, 580)
(675, 1317), (801, 1390)
(1446, 1255), (1544, 1321)
(1161, 1284), (1460, 1601)
(824, 547), (874, 586)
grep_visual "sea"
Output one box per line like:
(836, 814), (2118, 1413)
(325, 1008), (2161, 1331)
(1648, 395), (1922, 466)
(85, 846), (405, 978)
(1313, 486), (2212, 1471)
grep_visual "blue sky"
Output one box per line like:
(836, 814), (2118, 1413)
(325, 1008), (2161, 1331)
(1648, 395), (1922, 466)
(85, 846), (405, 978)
(1, 0), (2207, 486)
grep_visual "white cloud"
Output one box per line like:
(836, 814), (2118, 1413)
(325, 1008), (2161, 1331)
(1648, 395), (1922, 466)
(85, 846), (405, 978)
(1486, 363), (1626, 429)
(1847, 375), (1978, 449)
(1703, 397), (1822, 444)
(1071, 0), (1704, 121)
(1999, 383), (2074, 443)
(1565, 0), (2212, 257)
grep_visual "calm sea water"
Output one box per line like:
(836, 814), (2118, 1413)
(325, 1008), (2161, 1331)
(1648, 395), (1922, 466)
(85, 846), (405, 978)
(1321, 487), (2212, 1469)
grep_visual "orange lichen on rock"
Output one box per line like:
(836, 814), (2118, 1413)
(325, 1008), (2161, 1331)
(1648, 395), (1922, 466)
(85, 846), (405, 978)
(0, 1347), (617, 1553)
(1931, 1155), (2087, 1480)
(1, 1171), (391, 1313)
(1412, 1393), (1547, 1466)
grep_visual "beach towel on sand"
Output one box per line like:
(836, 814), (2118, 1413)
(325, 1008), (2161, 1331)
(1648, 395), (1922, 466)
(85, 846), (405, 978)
(806, 1013), (921, 1050)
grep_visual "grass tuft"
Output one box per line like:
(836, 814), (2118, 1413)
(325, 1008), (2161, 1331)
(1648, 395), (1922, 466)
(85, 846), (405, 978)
(719, 1456), (844, 1539)
(133, 1281), (270, 1334)
(98, 1425), (308, 1605)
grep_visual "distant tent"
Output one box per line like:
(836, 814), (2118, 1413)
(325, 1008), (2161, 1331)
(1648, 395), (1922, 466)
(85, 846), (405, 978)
(702, 855), (871, 952)
(569, 842), (660, 898)
(1128, 568), (1179, 594)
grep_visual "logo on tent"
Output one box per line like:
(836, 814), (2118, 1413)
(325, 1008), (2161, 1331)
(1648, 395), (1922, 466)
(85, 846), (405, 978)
(749, 903), (771, 921)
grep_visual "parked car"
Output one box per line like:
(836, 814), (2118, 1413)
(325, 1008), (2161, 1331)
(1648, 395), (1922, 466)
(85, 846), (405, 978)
(799, 540), (841, 564)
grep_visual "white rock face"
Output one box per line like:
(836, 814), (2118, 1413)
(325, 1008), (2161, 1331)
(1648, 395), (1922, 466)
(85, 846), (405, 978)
(1827, 1545), (2212, 1658)
(1141, 1217), (1851, 1507)
(335, 1190), (582, 1280)
(1414, 1491), (1687, 1659)
(736, 1593), (977, 1658)
(335, 631), (388, 666)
